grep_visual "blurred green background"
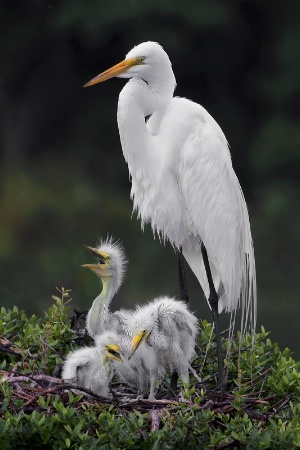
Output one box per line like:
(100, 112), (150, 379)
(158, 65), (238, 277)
(1, 1), (299, 357)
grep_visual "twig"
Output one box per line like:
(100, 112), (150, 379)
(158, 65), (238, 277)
(3, 374), (62, 385)
(120, 398), (174, 408)
(214, 438), (237, 449)
(22, 383), (107, 408)
(0, 345), (22, 356)
(244, 408), (266, 421)
(10, 363), (20, 377)
(150, 409), (161, 432)
(269, 396), (290, 418)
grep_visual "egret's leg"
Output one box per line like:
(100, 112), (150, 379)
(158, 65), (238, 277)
(179, 368), (189, 386)
(172, 248), (187, 398)
(149, 369), (158, 399)
(163, 370), (179, 399)
(175, 247), (189, 302)
(138, 375), (147, 398)
(201, 242), (225, 392)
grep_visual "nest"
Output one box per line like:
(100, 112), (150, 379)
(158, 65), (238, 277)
(0, 310), (295, 450)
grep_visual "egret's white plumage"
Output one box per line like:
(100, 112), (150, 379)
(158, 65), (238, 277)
(82, 239), (151, 394)
(85, 41), (257, 336)
(101, 333), (150, 395)
(62, 330), (150, 396)
(83, 238), (198, 398)
(62, 331), (123, 397)
(83, 237), (130, 337)
(128, 296), (199, 398)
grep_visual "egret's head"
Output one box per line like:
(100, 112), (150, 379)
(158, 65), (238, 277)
(84, 41), (176, 92)
(128, 329), (151, 360)
(104, 344), (123, 363)
(95, 331), (124, 365)
(128, 309), (157, 359)
(82, 237), (127, 288)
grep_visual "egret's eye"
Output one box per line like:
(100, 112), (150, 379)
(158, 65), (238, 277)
(139, 56), (145, 63)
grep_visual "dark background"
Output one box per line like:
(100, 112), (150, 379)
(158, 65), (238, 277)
(1, 1), (299, 357)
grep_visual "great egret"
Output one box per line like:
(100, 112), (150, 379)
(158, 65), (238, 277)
(84, 41), (257, 388)
(128, 296), (199, 399)
(62, 331), (123, 397)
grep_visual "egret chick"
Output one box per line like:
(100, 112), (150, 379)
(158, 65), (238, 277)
(128, 296), (199, 399)
(83, 239), (150, 395)
(83, 237), (130, 337)
(62, 331), (123, 397)
(99, 332), (150, 396)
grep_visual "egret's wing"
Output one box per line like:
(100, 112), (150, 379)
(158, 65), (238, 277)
(155, 298), (198, 336)
(111, 310), (132, 335)
(179, 104), (256, 332)
(62, 347), (96, 380)
(62, 347), (109, 395)
(172, 309), (196, 335)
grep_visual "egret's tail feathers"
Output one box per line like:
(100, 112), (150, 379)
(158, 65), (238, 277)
(182, 230), (257, 338)
(240, 248), (257, 338)
(182, 239), (222, 309)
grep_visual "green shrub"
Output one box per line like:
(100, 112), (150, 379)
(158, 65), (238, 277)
(0, 291), (300, 449)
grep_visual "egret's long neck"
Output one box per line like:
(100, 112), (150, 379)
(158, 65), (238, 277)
(117, 77), (174, 183)
(86, 275), (118, 337)
(103, 356), (113, 378)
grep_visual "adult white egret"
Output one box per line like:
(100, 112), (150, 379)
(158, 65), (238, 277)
(84, 42), (257, 389)
(62, 331), (123, 397)
(128, 296), (199, 399)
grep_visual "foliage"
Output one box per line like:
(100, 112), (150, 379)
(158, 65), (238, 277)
(0, 288), (74, 374)
(1, 294), (300, 449)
